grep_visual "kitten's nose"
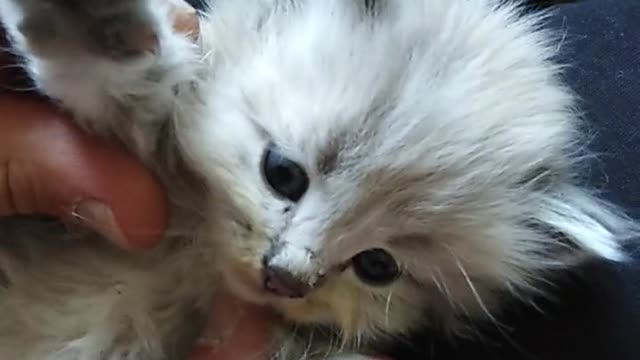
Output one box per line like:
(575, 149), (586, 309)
(262, 265), (311, 299)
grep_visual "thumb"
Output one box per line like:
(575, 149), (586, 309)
(0, 95), (168, 249)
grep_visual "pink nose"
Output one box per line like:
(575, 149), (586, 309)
(263, 266), (310, 299)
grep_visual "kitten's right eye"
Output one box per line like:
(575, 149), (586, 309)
(262, 145), (309, 202)
(352, 248), (400, 286)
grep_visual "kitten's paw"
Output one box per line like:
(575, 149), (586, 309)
(12, 0), (159, 60)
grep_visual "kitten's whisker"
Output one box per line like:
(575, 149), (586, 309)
(321, 332), (335, 360)
(0, 63), (30, 72)
(434, 267), (457, 311)
(301, 327), (315, 360)
(528, 299), (546, 315)
(384, 287), (394, 330)
(337, 329), (348, 354)
(200, 47), (215, 63)
(453, 257), (534, 360)
(0, 46), (27, 57)
(430, 270), (445, 294)
(0, 84), (40, 92)
(69, 211), (90, 224)
(356, 331), (363, 351)
(454, 258), (500, 326)
(277, 325), (300, 359)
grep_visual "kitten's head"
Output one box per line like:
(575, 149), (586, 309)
(180, 0), (636, 342)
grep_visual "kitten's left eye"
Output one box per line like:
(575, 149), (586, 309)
(352, 248), (400, 286)
(262, 145), (309, 202)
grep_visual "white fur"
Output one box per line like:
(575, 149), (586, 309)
(0, 0), (637, 359)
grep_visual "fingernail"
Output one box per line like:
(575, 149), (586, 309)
(72, 199), (129, 249)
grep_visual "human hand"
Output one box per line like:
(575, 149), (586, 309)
(0, 95), (169, 248)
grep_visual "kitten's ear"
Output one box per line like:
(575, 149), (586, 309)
(534, 185), (638, 262)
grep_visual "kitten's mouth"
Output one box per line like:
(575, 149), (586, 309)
(220, 260), (336, 325)
(222, 260), (310, 304)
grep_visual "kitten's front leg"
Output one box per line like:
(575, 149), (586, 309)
(0, 0), (204, 161)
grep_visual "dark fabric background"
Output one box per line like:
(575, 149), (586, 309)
(553, 0), (640, 219)
(184, 1), (640, 359)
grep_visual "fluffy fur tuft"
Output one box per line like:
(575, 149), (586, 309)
(0, 0), (636, 359)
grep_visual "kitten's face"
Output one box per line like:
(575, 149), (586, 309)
(181, 0), (626, 341)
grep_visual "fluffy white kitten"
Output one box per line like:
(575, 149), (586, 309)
(0, 0), (636, 359)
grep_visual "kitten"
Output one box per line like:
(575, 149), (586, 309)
(0, 0), (636, 359)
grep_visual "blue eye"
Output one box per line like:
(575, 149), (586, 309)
(352, 248), (400, 286)
(262, 145), (309, 202)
